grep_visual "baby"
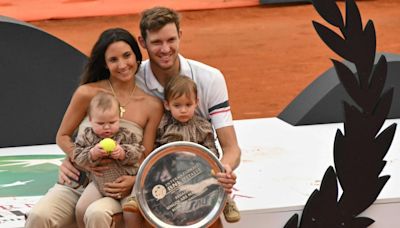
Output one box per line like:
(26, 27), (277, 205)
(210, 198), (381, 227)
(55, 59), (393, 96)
(73, 92), (144, 227)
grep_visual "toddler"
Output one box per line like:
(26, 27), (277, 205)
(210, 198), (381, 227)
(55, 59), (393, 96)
(124, 76), (240, 223)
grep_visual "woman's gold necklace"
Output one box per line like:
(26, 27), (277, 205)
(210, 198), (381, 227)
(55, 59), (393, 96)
(108, 80), (136, 118)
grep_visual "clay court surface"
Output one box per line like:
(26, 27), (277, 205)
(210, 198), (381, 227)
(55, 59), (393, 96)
(28, 0), (400, 120)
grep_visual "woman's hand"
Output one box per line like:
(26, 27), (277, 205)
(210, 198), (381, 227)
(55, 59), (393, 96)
(58, 158), (80, 184)
(216, 164), (237, 194)
(103, 175), (135, 199)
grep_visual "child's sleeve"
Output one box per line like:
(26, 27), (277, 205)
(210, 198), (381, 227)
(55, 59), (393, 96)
(73, 128), (101, 167)
(155, 113), (168, 148)
(116, 128), (145, 166)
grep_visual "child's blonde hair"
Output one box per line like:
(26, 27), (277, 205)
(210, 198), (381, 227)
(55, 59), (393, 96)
(164, 76), (197, 102)
(88, 92), (120, 117)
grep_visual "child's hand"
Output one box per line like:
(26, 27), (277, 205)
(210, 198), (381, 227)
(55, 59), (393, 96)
(110, 145), (126, 161)
(90, 144), (108, 161)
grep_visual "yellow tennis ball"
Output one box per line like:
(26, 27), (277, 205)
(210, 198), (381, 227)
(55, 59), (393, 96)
(99, 138), (116, 154)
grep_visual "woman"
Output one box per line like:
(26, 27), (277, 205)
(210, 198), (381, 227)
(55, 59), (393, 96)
(25, 28), (163, 228)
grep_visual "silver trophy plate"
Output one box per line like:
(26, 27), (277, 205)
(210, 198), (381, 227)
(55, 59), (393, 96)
(135, 141), (227, 228)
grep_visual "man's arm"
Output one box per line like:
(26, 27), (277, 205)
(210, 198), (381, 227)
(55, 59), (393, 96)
(216, 125), (241, 170)
(215, 125), (241, 194)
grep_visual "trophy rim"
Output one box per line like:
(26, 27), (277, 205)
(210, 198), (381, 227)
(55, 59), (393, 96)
(134, 141), (227, 228)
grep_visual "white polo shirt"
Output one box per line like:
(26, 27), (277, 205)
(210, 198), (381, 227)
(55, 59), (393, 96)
(136, 54), (233, 129)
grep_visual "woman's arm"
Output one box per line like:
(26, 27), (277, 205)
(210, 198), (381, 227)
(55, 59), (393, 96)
(56, 85), (93, 157)
(141, 98), (164, 157)
(56, 85), (96, 183)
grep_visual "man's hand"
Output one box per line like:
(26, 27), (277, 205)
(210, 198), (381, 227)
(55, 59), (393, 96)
(216, 164), (237, 194)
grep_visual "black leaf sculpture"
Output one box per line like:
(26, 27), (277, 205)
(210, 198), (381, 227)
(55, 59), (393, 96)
(284, 0), (397, 227)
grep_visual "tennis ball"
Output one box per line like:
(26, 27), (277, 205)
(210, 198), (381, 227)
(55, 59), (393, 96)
(99, 138), (116, 154)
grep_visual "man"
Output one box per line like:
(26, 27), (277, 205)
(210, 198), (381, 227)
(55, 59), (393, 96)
(133, 6), (241, 224)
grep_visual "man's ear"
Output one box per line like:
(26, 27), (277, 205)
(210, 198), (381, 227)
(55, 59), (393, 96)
(178, 30), (182, 39)
(163, 101), (170, 110)
(138, 36), (146, 49)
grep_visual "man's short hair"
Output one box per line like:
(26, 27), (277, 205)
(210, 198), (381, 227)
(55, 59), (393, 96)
(140, 6), (181, 41)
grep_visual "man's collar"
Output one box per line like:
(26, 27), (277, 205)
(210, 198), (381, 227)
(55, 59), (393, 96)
(144, 61), (161, 92)
(179, 55), (192, 78)
(144, 55), (192, 92)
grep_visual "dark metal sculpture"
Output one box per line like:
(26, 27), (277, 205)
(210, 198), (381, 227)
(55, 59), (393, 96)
(284, 0), (397, 227)
(278, 53), (400, 125)
(0, 16), (87, 147)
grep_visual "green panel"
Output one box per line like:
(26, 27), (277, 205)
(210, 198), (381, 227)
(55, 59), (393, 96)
(0, 155), (64, 196)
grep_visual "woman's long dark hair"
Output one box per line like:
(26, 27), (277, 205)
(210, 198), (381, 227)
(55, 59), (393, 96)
(80, 28), (142, 85)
